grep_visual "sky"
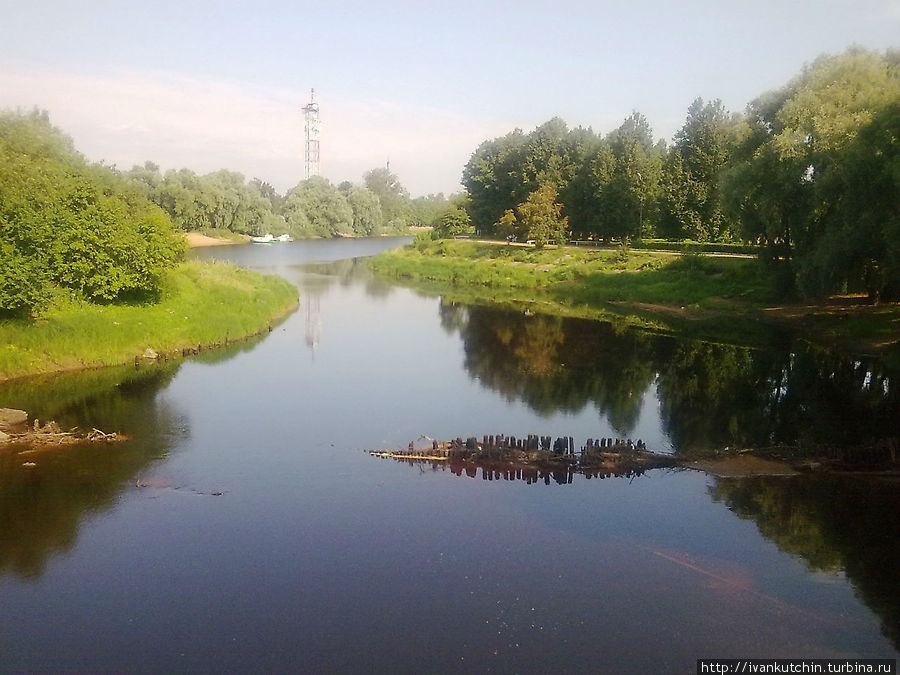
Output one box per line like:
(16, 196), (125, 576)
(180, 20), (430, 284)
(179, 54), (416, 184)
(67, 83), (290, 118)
(1, 0), (898, 197)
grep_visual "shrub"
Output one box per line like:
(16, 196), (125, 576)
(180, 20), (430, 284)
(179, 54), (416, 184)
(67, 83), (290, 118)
(0, 110), (186, 314)
(432, 206), (472, 239)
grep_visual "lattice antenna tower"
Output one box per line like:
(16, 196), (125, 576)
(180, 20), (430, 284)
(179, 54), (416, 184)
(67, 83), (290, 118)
(302, 88), (321, 180)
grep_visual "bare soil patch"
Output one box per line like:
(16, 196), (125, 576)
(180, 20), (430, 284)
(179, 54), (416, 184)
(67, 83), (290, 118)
(185, 232), (243, 247)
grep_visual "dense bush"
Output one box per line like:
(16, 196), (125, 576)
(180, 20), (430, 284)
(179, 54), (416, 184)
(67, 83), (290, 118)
(0, 110), (186, 315)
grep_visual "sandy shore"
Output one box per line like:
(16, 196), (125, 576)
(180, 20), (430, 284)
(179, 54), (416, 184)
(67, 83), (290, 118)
(185, 232), (244, 247)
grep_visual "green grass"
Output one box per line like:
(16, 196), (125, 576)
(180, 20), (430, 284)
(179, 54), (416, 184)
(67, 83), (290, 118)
(0, 260), (298, 380)
(370, 240), (900, 356)
(372, 240), (777, 307)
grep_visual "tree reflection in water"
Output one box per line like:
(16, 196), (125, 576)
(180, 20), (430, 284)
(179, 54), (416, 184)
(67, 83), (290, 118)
(0, 337), (263, 580)
(710, 475), (900, 650)
(440, 301), (899, 455)
(0, 365), (178, 578)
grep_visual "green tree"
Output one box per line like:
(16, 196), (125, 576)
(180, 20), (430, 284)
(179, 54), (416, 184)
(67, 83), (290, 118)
(723, 47), (900, 299)
(363, 167), (410, 230)
(408, 193), (448, 228)
(463, 120), (589, 238)
(0, 110), (185, 314)
(249, 178), (284, 213)
(282, 176), (353, 238)
(125, 161), (162, 197)
(462, 128), (528, 236)
(659, 98), (738, 241)
(344, 185), (383, 236)
(517, 183), (568, 247)
(432, 206), (472, 239)
(495, 209), (521, 241)
(564, 113), (663, 242)
(150, 169), (206, 231)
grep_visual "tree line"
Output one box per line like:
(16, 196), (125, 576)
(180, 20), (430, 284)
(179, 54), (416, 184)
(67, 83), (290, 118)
(124, 164), (454, 239)
(0, 109), (455, 316)
(0, 110), (185, 315)
(461, 48), (900, 301)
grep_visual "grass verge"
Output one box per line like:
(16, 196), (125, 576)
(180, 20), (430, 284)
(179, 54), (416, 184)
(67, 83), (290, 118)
(0, 260), (298, 381)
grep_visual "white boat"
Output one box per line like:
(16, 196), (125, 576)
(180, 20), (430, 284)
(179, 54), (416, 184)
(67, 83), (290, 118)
(251, 233), (278, 244)
(276, 234), (294, 242)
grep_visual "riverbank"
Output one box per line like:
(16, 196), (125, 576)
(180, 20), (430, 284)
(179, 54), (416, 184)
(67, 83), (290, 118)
(185, 230), (417, 247)
(0, 261), (298, 381)
(369, 240), (900, 358)
(185, 231), (247, 247)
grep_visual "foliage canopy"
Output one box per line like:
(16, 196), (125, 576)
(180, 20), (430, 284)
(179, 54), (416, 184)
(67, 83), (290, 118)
(461, 47), (900, 300)
(0, 110), (186, 315)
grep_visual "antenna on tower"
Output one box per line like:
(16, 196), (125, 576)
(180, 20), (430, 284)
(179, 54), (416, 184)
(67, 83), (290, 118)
(302, 88), (320, 180)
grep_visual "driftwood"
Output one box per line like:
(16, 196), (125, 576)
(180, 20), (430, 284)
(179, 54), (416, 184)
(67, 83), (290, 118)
(0, 410), (125, 449)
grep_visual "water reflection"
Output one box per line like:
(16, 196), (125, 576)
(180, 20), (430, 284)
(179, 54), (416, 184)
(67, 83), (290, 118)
(710, 475), (900, 649)
(0, 337), (267, 580)
(440, 302), (899, 455)
(0, 364), (179, 579)
(302, 256), (396, 297)
(2, 241), (897, 669)
(376, 455), (667, 485)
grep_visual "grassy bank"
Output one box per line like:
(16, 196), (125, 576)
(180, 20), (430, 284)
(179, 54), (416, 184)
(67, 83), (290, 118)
(0, 261), (298, 381)
(371, 239), (776, 306)
(369, 240), (900, 357)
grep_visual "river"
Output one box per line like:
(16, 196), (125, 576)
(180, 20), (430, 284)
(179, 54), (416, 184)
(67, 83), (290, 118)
(1, 238), (897, 673)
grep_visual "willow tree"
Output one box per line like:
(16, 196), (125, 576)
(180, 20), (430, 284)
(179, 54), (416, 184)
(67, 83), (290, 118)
(723, 48), (900, 299)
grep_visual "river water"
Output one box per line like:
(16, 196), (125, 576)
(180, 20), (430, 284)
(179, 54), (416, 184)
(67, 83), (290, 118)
(1, 238), (897, 673)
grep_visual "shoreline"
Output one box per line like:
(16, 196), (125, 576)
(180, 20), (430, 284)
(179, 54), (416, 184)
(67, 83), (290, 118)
(369, 240), (900, 358)
(0, 261), (299, 383)
(185, 232), (246, 247)
(0, 300), (297, 386)
(185, 231), (418, 248)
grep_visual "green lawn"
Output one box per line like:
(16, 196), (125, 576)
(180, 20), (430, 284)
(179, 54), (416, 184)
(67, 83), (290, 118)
(0, 260), (298, 380)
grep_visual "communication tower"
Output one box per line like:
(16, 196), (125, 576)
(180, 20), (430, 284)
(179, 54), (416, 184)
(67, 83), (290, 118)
(302, 88), (321, 180)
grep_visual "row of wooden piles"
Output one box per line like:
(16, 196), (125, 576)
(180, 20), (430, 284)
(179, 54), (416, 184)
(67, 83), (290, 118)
(387, 434), (650, 460)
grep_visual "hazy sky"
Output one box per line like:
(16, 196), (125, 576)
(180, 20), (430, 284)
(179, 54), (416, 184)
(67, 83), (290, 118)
(1, 0), (898, 196)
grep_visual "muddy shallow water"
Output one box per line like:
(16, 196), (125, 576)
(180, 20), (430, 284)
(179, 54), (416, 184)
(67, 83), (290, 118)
(0, 238), (897, 673)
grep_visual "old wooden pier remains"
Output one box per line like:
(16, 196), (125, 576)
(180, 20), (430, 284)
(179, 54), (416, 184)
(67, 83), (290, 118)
(369, 434), (679, 484)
